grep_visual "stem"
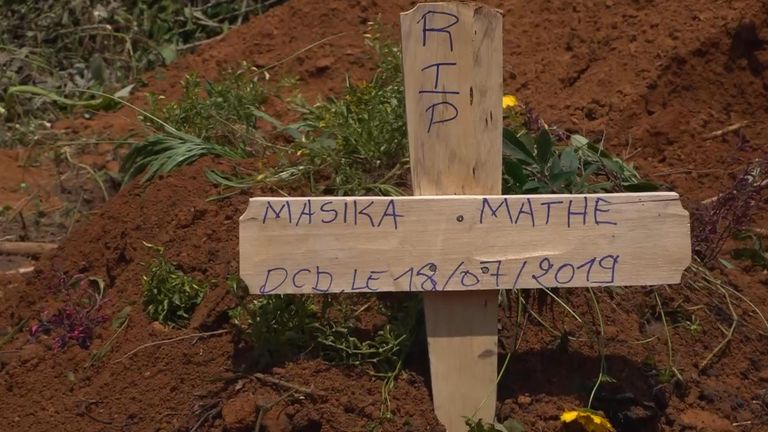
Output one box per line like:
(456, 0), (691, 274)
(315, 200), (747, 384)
(700, 287), (738, 370)
(654, 289), (683, 382)
(112, 329), (229, 363)
(587, 288), (606, 409)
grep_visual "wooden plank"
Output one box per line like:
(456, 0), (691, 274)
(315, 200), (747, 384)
(239, 193), (691, 294)
(403, 3), (500, 430)
(0, 241), (57, 256)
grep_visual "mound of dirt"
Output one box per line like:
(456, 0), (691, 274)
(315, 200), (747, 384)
(2, 0), (768, 431)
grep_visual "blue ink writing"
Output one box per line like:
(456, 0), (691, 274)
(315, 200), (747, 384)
(292, 268), (311, 289)
(320, 201), (338, 223)
(421, 62), (457, 89)
(515, 198), (535, 227)
(260, 267), (288, 294)
(540, 200), (564, 225)
(425, 101), (459, 133)
(480, 198), (512, 224)
(479, 260), (504, 288)
(295, 200), (314, 226)
(567, 197), (588, 228)
(594, 197), (617, 225)
(378, 199), (404, 229)
(262, 201), (291, 224)
(312, 267), (333, 293)
(263, 199), (403, 229)
(417, 11), (459, 50)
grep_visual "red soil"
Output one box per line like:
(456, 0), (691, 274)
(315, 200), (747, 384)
(2, 0), (768, 431)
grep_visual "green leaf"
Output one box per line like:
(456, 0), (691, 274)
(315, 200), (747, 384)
(560, 148), (579, 172)
(503, 158), (529, 187)
(570, 134), (590, 147)
(113, 84), (135, 100)
(535, 129), (554, 166)
(112, 306), (132, 329)
(502, 128), (536, 164)
(718, 258), (736, 269)
(501, 419), (525, 432)
(550, 171), (575, 190)
(522, 180), (542, 192)
(159, 44), (177, 65)
(732, 248), (767, 266)
(548, 154), (561, 175)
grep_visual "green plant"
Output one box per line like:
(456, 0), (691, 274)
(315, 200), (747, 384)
(317, 295), (420, 416)
(121, 130), (248, 185)
(141, 243), (207, 327)
(228, 274), (420, 416)
(501, 115), (659, 195)
(0, 319), (28, 349)
(229, 293), (319, 368)
(732, 230), (768, 269)
(144, 67), (271, 147)
(290, 26), (408, 196)
(465, 418), (525, 432)
(120, 66), (274, 185)
(86, 306), (131, 368)
(1, 1), (281, 124)
(653, 289), (683, 385)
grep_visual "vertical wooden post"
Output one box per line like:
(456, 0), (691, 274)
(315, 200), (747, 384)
(401, 3), (503, 430)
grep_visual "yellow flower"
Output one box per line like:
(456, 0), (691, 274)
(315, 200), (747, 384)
(560, 409), (614, 432)
(502, 94), (518, 109)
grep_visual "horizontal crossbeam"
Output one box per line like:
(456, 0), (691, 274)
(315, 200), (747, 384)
(240, 192), (691, 294)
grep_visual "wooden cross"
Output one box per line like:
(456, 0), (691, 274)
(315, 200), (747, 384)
(239, 3), (691, 431)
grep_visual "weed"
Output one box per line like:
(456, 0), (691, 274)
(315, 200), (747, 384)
(501, 106), (658, 195)
(228, 274), (420, 415)
(29, 274), (108, 350)
(465, 418), (525, 432)
(144, 67), (270, 148)
(652, 290), (683, 385)
(692, 159), (767, 264)
(0, 319), (28, 349)
(120, 66), (274, 185)
(229, 293), (318, 368)
(318, 295), (420, 416)
(122, 27), (409, 197)
(141, 243), (207, 327)
(731, 230), (768, 269)
(85, 306), (131, 368)
(291, 25), (408, 196)
(121, 130), (248, 185)
(1, 1), (282, 128)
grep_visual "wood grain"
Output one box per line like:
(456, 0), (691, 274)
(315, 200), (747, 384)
(239, 193), (691, 294)
(400, 3), (503, 429)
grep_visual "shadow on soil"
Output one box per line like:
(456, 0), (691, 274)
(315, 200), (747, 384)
(499, 348), (674, 432)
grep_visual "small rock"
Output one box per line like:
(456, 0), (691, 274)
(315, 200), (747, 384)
(313, 57), (334, 74)
(516, 394), (532, 405)
(699, 390), (717, 403)
(222, 393), (259, 431)
(150, 322), (169, 333)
